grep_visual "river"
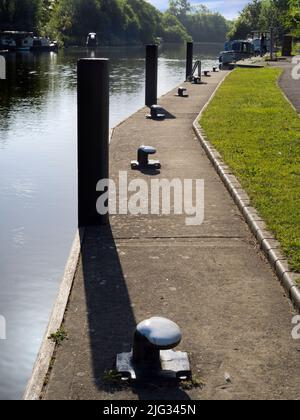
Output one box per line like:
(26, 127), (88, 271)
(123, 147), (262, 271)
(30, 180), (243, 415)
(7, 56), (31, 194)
(0, 43), (222, 400)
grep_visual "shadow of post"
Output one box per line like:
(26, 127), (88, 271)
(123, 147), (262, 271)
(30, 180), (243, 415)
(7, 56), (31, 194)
(81, 224), (191, 400)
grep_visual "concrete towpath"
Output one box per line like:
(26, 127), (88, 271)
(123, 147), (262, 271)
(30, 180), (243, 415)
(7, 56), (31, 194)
(42, 70), (300, 400)
(270, 59), (300, 111)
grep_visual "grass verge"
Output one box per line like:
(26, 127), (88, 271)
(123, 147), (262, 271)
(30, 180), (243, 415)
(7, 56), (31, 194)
(200, 67), (300, 272)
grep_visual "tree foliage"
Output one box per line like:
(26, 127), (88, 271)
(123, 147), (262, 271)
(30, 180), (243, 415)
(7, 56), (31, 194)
(0, 0), (229, 45)
(228, 0), (300, 40)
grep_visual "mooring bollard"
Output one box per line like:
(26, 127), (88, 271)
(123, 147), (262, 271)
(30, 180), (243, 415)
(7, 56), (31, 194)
(131, 145), (161, 170)
(145, 45), (158, 107)
(77, 58), (109, 227)
(116, 317), (191, 380)
(186, 42), (193, 81)
(146, 104), (165, 120)
(177, 87), (188, 97)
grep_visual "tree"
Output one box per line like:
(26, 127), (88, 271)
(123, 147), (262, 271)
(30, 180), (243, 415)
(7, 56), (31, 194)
(161, 12), (191, 42)
(0, 0), (43, 31)
(287, 0), (300, 36)
(166, 0), (229, 42)
(227, 0), (299, 40)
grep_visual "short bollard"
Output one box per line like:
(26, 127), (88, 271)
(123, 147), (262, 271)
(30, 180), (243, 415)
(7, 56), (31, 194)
(177, 87), (188, 97)
(213, 67), (217, 72)
(131, 146), (161, 170)
(203, 70), (210, 77)
(146, 104), (165, 120)
(116, 317), (191, 380)
(192, 76), (201, 84)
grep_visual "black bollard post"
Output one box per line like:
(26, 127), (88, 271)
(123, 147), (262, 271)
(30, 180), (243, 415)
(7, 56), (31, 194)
(145, 45), (158, 107)
(77, 58), (109, 227)
(186, 42), (193, 81)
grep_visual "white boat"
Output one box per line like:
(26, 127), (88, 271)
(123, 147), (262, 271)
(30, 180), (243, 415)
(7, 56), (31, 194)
(32, 36), (58, 51)
(219, 40), (254, 68)
(0, 32), (58, 52)
(0, 31), (33, 51)
(86, 33), (98, 48)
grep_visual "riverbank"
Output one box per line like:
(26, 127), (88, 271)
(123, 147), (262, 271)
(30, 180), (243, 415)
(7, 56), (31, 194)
(26, 70), (300, 400)
(200, 67), (300, 276)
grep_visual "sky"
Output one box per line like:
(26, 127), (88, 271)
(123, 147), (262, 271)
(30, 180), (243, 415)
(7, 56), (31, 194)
(147, 0), (249, 20)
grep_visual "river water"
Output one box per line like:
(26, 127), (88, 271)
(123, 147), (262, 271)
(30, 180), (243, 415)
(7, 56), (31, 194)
(0, 43), (221, 400)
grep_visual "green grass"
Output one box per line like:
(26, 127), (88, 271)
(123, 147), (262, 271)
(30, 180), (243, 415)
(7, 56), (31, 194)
(48, 327), (68, 345)
(201, 68), (300, 272)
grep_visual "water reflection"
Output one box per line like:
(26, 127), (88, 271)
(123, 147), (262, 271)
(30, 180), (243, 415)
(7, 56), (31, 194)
(0, 44), (221, 400)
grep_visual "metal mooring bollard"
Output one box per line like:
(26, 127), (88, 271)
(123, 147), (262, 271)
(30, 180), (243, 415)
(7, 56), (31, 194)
(77, 58), (109, 227)
(177, 87), (188, 97)
(116, 317), (191, 380)
(204, 70), (210, 77)
(192, 76), (201, 84)
(131, 145), (161, 170)
(213, 67), (217, 72)
(146, 104), (165, 120)
(145, 45), (158, 107)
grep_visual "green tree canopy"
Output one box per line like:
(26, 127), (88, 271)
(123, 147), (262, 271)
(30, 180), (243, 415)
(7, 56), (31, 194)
(227, 0), (299, 40)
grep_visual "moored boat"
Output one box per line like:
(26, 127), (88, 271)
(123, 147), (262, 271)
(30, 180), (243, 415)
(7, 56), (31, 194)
(32, 36), (58, 52)
(86, 33), (98, 48)
(0, 31), (58, 52)
(219, 40), (254, 68)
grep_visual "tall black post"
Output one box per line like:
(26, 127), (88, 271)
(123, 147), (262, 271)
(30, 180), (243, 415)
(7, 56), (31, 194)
(77, 58), (109, 227)
(186, 42), (193, 81)
(145, 45), (158, 107)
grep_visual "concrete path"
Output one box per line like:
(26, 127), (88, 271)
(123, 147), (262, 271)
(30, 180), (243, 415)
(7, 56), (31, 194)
(271, 60), (300, 112)
(43, 71), (300, 400)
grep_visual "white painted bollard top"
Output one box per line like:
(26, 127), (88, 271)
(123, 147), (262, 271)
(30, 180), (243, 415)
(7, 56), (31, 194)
(137, 317), (182, 347)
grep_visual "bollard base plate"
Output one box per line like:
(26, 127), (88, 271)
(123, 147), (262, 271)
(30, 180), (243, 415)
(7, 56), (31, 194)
(146, 114), (166, 120)
(192, 76), (205, 85)
(131, 160), (161, 170)
(116, 350), (191, 381)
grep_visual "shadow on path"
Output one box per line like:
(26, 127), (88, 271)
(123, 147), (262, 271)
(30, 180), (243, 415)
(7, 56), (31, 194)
(81, 225), (190, 400)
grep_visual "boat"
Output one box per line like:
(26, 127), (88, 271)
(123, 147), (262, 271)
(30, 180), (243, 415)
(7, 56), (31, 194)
(0, 31), (58, 52)
(219, 40), (254, 68)
(0, 31), (33, 51)
(32, 36), (58, 52)
(249, 31), (272, 56)
(86, 33), (98, 48)
(0, 32), (16, 50)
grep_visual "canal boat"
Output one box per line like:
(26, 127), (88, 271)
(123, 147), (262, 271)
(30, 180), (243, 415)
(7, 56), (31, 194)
(219, 40), (254, 68)
(0, 31), (58, 52)
(0, 31), (33, 51)
(32, 36), (58, 52)
(250, 31), (272, 55)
